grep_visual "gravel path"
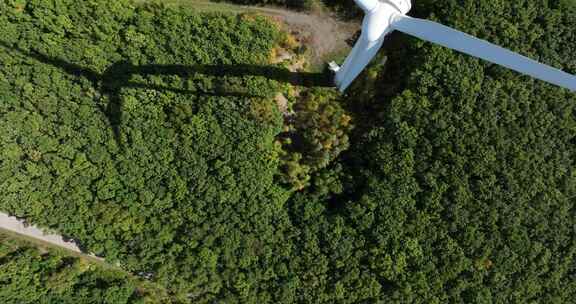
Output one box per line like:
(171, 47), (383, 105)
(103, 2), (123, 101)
(0, 212), (84, 253)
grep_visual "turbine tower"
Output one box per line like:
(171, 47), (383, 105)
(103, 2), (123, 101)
(329, 0), (576, 92)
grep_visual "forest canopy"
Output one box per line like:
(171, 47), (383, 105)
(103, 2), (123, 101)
(0, 0), (298, 301)
(1, 0), (575, 303)
(0, 232), (170, 303)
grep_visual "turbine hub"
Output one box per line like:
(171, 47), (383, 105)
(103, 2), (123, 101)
(383, 0), (412, 15)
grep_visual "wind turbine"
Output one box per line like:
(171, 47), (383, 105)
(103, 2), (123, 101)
(329, 0), (576, 92)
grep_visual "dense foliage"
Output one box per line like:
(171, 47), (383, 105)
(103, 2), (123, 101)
(1, 0), (576, 303)
(278, 88), (352, 189)
(0, 233), (169, 303)
(286, 0), (576, 302)
(0, 0), (297, 301)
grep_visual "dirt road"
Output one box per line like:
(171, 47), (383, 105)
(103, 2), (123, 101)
(246, 5), (359, 63)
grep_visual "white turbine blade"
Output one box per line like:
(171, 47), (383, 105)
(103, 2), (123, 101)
(335, 36), (364, 86)
(353, 0), (380, 13)
(338, 37), (385, 92)
(391, 15), (576, 92)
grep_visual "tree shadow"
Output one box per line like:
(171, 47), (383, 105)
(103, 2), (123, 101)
(0, 41), (333, 150)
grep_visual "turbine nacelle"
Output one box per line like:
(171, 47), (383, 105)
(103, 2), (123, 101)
(354, 0), (411, 14)
(361, 0), (410, 42)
